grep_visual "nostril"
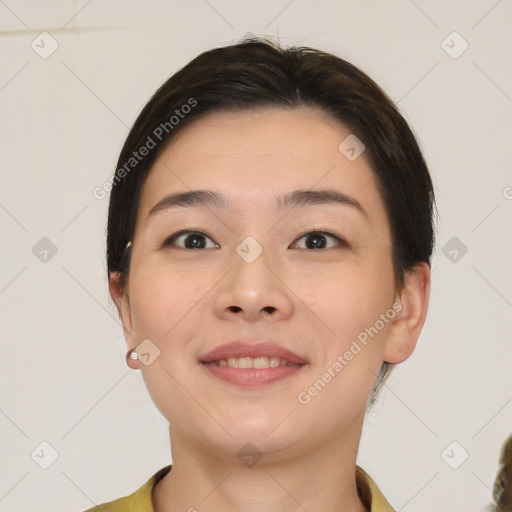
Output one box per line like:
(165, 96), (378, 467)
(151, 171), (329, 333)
(227, 306), (276, 314)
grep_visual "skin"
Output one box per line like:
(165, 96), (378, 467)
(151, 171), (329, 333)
(109, 107), (431, 512)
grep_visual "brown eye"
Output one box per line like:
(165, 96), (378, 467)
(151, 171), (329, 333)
(161, 230), (219, 250)
(292, 230), (347, 250)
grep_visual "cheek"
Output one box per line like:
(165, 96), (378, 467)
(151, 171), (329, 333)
(295, 273), (393, 417)
(128, 262), (208, 426)
(128, 259), (206, 340)
(297, 260), (394, 351)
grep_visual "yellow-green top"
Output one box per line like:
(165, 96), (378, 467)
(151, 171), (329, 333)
(83, 465), (395, 512)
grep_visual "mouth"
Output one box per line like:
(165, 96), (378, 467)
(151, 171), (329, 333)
(200, 361), (307, 387)
(202, 356), (302, 368)
(199, 341), (308, 387)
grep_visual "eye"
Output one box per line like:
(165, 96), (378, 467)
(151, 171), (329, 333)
(161, 230), (219, 250)
(161, 229), (347, 251)
(292, 230), (347, 250)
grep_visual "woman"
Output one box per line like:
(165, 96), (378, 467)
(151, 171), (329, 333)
(86, 36), (435, 512)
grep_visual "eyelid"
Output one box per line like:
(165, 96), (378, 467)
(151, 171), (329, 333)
(160, 229), (348, 250)
(160, 229), (218, 249)
(292, 229), (348, 249)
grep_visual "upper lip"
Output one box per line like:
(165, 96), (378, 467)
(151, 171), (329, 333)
(199, 341), (308, 365)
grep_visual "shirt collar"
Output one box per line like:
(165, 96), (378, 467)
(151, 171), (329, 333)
(131, 465), (395, 512)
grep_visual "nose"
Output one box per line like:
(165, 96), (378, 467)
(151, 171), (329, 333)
(214, 243), (294, 323)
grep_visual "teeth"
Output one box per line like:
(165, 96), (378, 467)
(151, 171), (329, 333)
(269, 357), (281, 367)
(208, 356), (294, 368)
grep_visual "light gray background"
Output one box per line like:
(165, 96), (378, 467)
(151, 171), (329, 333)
(1, 1), (511, 511)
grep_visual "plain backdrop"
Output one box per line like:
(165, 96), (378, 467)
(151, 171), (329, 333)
(1, 1), (511, 511)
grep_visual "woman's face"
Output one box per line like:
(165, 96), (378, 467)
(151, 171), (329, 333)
(114, 107), (408, 462)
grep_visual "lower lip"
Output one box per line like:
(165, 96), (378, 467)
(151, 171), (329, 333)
(201, 363), (306, 386)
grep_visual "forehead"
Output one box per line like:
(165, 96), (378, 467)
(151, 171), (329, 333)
(138, 107), (390, 233)
(158, 107), (350, 161)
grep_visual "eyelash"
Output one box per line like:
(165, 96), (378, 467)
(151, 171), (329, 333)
(160, 229), (348, 251)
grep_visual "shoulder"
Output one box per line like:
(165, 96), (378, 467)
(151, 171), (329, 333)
(80, 465), (172, 512)
(356, 466), (396, 512)
(82, 494), (133, 512)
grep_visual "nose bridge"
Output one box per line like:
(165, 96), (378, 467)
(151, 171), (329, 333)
(214, 234), (292, 320)
(230, 234), (274, 290)
(235, 235), (266, 266)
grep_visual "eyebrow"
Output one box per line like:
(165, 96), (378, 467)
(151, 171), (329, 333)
(148, 188), (368, 220)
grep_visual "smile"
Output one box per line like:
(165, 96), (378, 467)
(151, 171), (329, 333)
(202, 356), (301, 368)
(201, 358), (306, 387)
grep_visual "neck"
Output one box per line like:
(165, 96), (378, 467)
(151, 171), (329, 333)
(153, 423), (369, 512)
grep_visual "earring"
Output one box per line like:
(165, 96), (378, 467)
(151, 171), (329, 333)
(128, 349), (138, 360)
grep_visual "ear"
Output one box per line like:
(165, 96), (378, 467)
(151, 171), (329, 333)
(383, 262), (431, 364)
(109, 271), (139, 369)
